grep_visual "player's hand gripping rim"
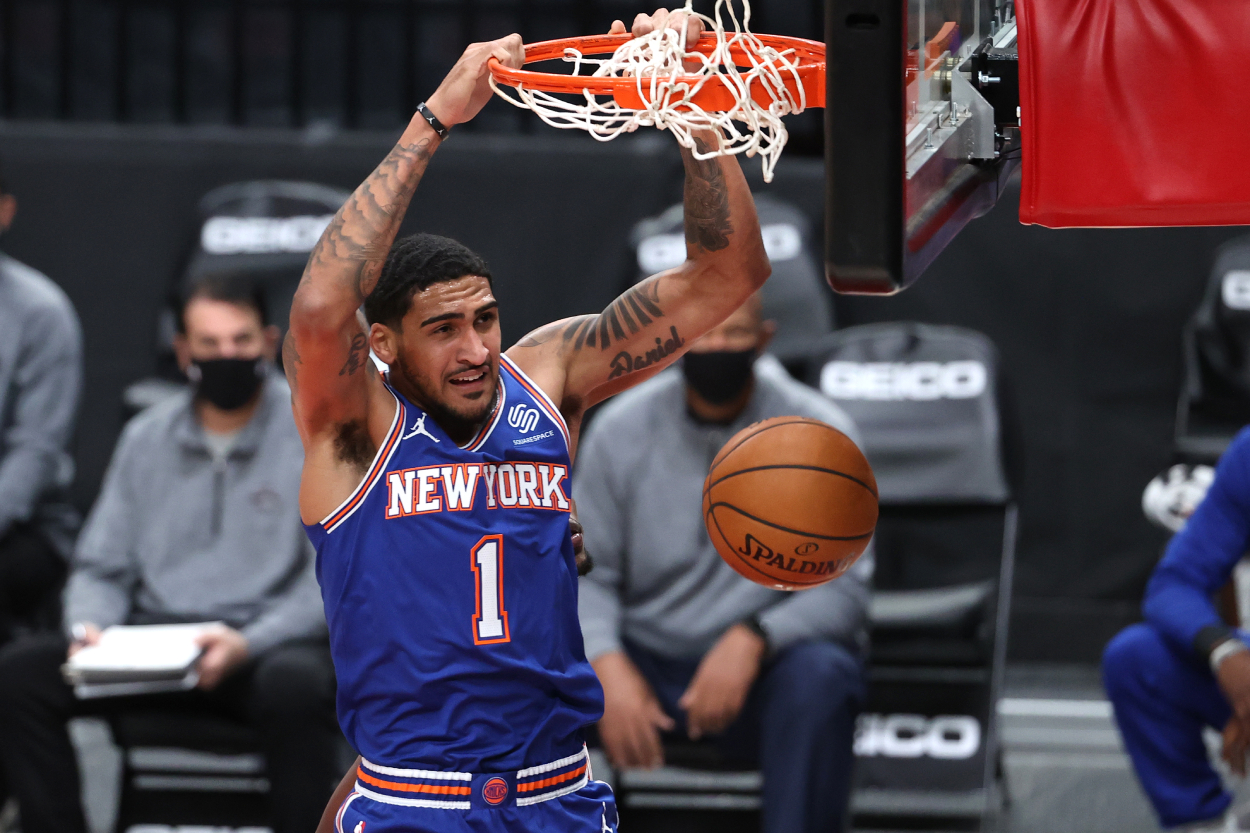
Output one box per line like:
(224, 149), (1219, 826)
(609, 8), (707, 72)
(426, 34), (524, 129)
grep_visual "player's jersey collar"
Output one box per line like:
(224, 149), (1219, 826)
(383, 369), (506, 452)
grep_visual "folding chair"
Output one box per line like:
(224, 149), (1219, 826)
(1175, 233), (1250, 464)
(806, 322), (1018, 830)
(110, 711), (270, 830)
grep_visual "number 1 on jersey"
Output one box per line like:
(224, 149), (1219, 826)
(471, 535), (510, 644)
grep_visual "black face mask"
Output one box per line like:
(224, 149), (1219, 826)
(188, 357), (265, 411)
(682, 349), (756, 404)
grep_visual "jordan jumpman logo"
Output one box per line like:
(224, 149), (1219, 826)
(402, 412), (440, 443)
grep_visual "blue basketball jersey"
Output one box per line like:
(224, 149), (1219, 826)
(305, 355), (604, 772)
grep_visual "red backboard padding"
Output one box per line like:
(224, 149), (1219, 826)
(1017, 0), (1250, 228)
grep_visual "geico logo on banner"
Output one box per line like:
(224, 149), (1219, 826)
(854, 714), (981, 759)
(1222, 270), (1250, 310)
(821, 361), (987, 401)
(637, 223), (802, 273)
(201, 215), (336, 255)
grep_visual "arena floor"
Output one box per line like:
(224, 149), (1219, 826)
(996, 664), (1155, 833)
(38, 662), (1225, 833)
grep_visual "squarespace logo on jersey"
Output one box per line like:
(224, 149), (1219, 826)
(508, 403), (557, 447)
(821, 361), (987, 401)
(854, 714), (981, 760)
(385, 462), (569, 518)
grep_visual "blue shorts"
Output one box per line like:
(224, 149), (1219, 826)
(334, 778), (618, 833)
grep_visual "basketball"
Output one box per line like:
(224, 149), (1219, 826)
(702, 416), (878, 591)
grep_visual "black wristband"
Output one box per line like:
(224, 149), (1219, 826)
(1195, 624), (1235, 658)
(417, 101), (449, 139)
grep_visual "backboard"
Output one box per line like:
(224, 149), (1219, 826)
(825, 0), (1020, 294)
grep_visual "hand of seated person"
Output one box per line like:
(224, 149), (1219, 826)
(1223, 716), (1250, 777)
(67, 622), (102, 658)
(195, 624), (250, 690)
(592, 651), (675, 770)
(1218, 650), (1250, 731)
(678, 624), (766, 741)
(1220, 651), (1250, 777)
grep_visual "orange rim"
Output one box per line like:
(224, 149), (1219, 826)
(489, 32), (825, 112)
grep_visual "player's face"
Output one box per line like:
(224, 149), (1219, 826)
(388, 275), (502, 432)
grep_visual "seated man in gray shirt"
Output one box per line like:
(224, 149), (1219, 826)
(0, 160), (82, 646)
(576, 295), (871, 833)
(0, 276), (338, 833)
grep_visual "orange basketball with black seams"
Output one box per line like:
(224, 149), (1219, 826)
(702, 416), (878, 591)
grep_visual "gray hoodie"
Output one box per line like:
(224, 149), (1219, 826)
(576, 356), (873, 661)
(64, 372), (325, 654)
(0, 253), (82, 556)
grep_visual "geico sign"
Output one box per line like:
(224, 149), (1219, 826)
(1222, 270), (1250, 311)
(201, 214), (335, 255)
(854, 713), (981, 759)
(821, 361), (987, 401)
(637, 223), (802, 273)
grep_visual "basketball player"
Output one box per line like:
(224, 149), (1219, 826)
(288, 9), (770, 832)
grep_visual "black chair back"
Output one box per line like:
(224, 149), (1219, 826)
(181, 180), (349, 345)
(1178, 233), (1250, 462)
(805, 322), (1017, 827)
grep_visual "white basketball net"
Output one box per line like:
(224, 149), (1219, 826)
(489, 0), (808, 182)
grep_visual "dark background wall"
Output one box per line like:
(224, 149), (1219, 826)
(759, 157), (1250, 659)
(839, 188), (1248, 659)
(0, 0), (825, 152)
(2, 120), (1245, 661)
(0, 119), (679, 513)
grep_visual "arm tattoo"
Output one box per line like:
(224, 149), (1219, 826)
(560, 278), (665, 353)
(530, 279), (678, 382)
(338, 333), (368, 376)
(606, 326), (684, 380)
(516, 277), (667, 355)
(521, 139), (735, 387)
(282, 330), (302, 391)
(300, 135), (436, 304)
(682, 138), (733, 253)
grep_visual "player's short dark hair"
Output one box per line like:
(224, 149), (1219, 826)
(177, 273), (269, 333)
(365, 233), (492, 330)
(0, 155), (8, 195)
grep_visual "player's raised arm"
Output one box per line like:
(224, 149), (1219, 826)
(286, 35), (523, 444)
(506, 12), (769, 417)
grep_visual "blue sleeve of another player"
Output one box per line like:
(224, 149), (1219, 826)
(1144, 428), (1250, 656)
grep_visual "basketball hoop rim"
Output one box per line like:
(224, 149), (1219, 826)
(488, 32), (825, 108)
